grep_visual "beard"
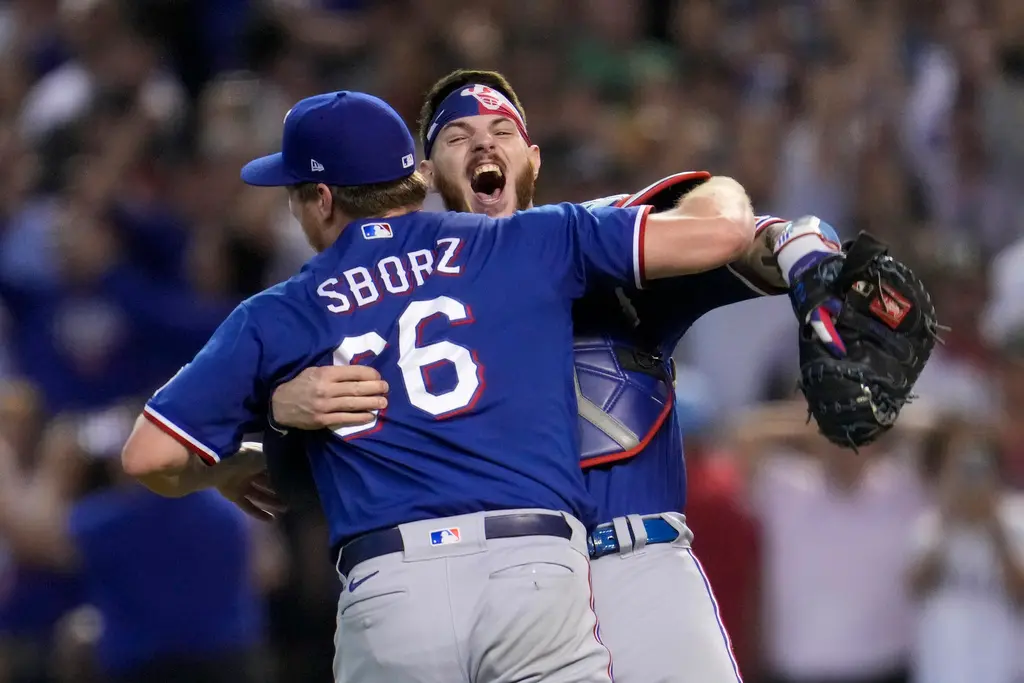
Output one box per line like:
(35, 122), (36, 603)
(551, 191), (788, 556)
(434, 158), (537, 216)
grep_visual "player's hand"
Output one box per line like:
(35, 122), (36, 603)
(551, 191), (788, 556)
(774, 216), (847, 359)
(218, 470), (287, 522)
(271, 365), (389, 430)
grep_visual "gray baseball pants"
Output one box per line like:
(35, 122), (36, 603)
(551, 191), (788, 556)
(590, 512), (743, 683)
(333, 508), (613, 683)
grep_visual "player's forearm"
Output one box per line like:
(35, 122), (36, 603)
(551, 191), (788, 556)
(122, 417), (265, 497)
(642, 177), (756, 278)
(132, 454), (216, 497)
(733, 221), (789, 291)
(134, 450), (265, 498)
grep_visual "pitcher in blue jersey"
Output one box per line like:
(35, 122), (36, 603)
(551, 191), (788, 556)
(120, 89), (758, 683)
(266, 71), (847, 683)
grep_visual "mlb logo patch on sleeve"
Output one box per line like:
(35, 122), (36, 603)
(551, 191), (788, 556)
(429, 527), (461, 546)
(362, 222), (393, 240)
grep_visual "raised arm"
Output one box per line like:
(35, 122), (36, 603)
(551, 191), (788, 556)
(642, 176), (757, 279)
(603, 171), (836, 297)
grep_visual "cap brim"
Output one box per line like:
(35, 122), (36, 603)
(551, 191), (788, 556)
(240, 153), (301, 187)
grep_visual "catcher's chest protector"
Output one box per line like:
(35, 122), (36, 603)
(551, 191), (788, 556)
(575, 171), (710, 469)
(574, 335), (675, 468)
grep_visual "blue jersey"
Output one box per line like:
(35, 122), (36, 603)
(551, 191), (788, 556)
(146, 203), (650, 547)
(576, 214), (787, 521)
(68, 487), (262, 674)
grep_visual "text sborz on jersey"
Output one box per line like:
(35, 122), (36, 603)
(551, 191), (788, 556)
(317, 238), (464, 313)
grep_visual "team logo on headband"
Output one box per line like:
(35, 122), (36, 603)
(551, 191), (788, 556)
(460, 84), (507, 111)
(424, 83), (530, 158)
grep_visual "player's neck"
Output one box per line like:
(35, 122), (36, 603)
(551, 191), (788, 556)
(378, 204), (423, 219)
(323, 203), (425, 248)
(340, 204), (423, 226)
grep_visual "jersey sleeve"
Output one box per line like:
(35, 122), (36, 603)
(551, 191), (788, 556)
(509, 202), (651, 296)
(143, 302), (274, 465)
(583, 204), (652, 289)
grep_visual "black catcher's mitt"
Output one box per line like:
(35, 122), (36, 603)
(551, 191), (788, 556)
(790, 232), (939, 449)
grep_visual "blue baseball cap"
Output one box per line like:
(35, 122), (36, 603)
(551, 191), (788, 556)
(240, 91), (417, 187)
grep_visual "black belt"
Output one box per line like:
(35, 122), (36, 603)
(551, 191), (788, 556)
(337, 513), (573, 577)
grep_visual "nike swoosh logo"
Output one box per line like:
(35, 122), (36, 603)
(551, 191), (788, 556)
(348, 570), (379, 592)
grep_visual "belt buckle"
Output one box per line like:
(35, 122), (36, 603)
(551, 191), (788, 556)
(587, 525), (618, 559)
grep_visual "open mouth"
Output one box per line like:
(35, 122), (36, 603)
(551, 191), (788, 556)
(469, 162), (506, 205)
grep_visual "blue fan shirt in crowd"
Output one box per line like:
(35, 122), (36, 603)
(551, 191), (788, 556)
(0, 564), (84, 643)
(67, 486), (262, 675)
(144, 202), (650, 548)
(0, 263), (231, 413)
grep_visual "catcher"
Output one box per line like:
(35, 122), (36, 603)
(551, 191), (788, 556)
(248, 71), (937, 683)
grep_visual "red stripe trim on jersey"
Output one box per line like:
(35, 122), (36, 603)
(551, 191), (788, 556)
(754, 215), (788, 236)
(142, 406), (220, 465)
(580, 389), (674, 469)
(633, 204), (652, 290)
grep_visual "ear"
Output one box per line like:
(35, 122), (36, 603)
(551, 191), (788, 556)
(527, 145), (541, 180)
(315, 183), (334, 219)
(418, 159), (436, 190)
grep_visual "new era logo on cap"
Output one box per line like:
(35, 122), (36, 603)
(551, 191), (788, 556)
(311, 159), (324, 172)
(429, 527), (461, 546)
(361, 222), (393, 240)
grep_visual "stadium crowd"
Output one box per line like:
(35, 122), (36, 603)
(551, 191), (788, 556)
(0, 0), (1021, 682)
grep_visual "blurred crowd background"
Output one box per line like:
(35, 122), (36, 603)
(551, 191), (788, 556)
(0, 0), (1022, 682)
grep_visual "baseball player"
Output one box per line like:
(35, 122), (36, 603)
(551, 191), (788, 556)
(263, 71), (847, 683)
(119, 90), (758, 683)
